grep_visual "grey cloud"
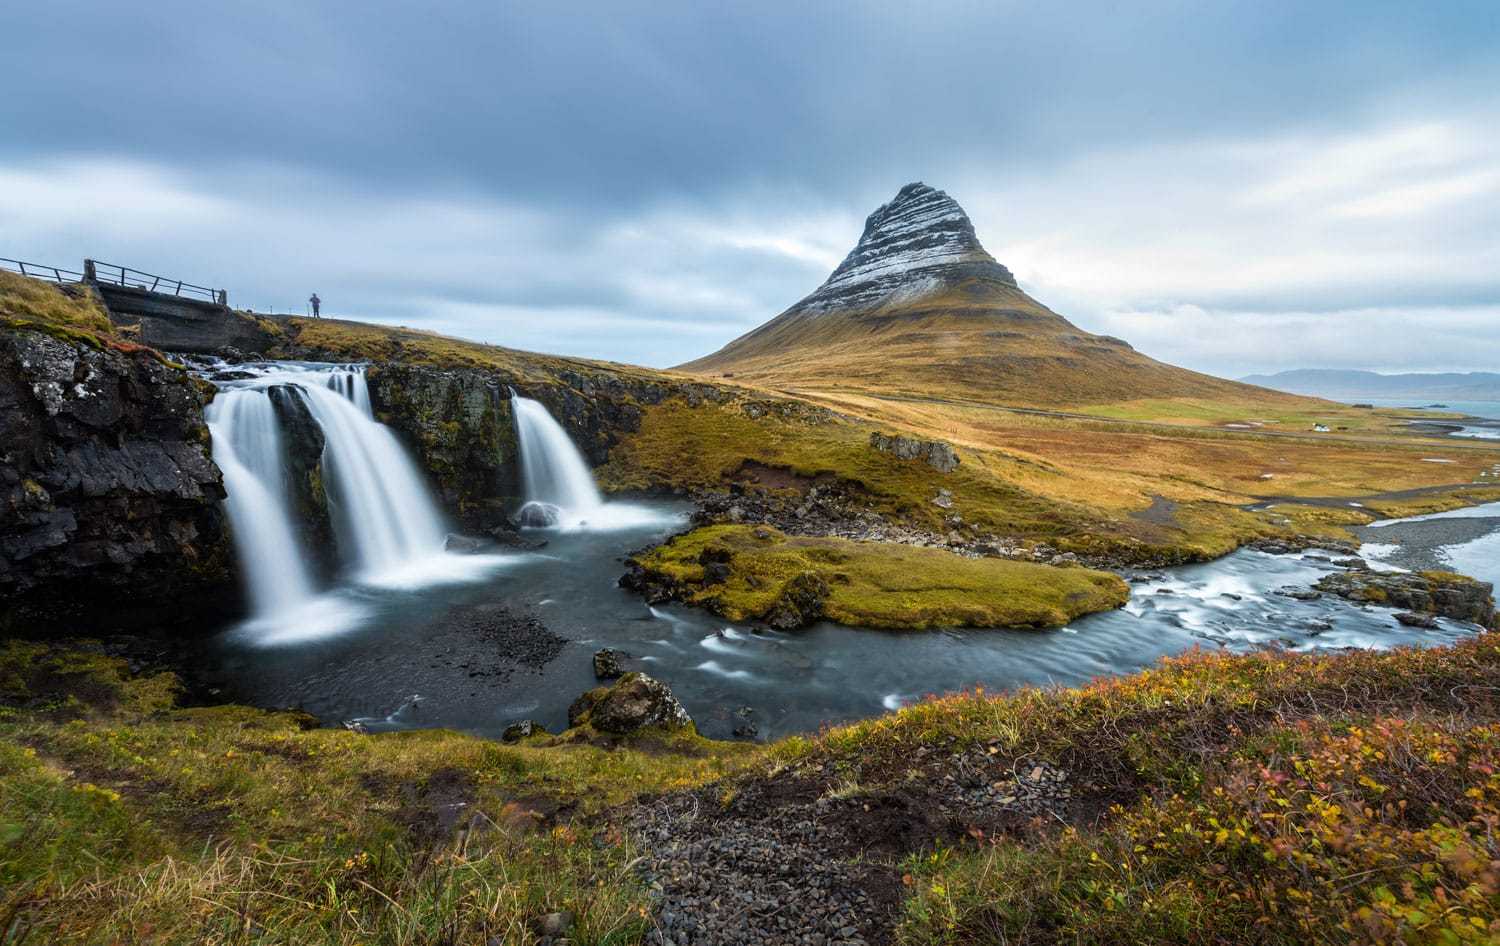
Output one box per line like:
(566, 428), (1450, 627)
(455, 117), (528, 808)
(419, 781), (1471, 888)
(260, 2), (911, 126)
(2, 3), (1499, 373)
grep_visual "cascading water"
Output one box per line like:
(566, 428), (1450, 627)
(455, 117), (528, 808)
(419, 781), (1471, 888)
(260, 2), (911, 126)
(205, 389), (316, 616)
(511, 394), (605, 520)
(206, 362), (505, 643)
(510, 392), (673, 531)
(294, 375), (450, 583)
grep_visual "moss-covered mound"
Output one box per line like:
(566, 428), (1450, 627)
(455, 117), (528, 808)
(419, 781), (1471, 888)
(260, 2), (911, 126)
(629, 524), (1129, 630)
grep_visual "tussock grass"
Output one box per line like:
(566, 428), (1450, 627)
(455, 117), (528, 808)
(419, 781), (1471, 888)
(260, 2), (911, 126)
(0, 642), (753, 944)
(0, 271), (116, 343)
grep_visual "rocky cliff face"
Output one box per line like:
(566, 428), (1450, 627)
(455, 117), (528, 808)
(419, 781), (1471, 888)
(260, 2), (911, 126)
(364, 363), (728, 531)
(0, 328), (237, 635)
(265, 384), (336, 579)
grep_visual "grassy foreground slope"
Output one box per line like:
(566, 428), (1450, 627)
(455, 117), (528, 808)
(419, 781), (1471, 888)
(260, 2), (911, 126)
(6, 636), (1500, 944)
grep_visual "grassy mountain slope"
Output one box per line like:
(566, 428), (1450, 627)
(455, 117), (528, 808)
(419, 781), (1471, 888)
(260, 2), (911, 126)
(681, 274), (1307, 410)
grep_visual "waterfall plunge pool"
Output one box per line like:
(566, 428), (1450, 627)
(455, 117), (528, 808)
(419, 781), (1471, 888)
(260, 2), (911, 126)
(208, 504), (1486, 741)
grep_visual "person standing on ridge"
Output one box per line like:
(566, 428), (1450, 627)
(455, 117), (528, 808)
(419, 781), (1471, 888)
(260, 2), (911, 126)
(309, 292), (321, 318)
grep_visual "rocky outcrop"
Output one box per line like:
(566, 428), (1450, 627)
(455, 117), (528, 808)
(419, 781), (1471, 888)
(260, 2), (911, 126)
(0, 328), (236, 635)
(363, 362), (731, 530)
(265, 385), (335, 578)
(362, 365), (515, 530)
(1315, 568), (1495, 626)
(567, 672), (693, 734)
(764, 571), (830, 630)
(869, 431), (960, 472)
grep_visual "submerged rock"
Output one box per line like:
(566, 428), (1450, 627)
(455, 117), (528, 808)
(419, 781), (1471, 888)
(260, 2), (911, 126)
(444, 533), (486, 554)
(1395, 611), (1439, 629)
(516, 501), (562, 528)
(567, 672), (693, 734)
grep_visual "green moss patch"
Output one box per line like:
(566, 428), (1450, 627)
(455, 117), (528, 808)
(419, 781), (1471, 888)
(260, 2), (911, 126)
(633, 524), (1129, 630)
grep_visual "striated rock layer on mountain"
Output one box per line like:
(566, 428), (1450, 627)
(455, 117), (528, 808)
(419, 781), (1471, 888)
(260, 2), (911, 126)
(680, 182), (1303, 409)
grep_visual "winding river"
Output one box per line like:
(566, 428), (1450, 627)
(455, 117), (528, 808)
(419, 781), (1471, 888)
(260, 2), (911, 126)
(202, 362), (1493, 741)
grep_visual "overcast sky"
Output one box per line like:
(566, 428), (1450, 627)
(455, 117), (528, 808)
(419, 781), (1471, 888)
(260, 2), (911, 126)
(4, 2), (1498, 376)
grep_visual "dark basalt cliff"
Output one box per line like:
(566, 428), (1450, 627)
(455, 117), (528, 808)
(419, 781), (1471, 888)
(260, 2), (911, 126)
(364, 363), (729, 531)
(0, 328), (237, 635)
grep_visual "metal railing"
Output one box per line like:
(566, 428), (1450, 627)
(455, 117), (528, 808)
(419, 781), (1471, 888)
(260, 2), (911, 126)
(0, 257), (86, 283)
(86, 259), (227, 304)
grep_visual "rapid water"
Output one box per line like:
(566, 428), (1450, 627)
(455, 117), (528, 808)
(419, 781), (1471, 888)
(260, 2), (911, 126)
(512, 394), (605, 515)
(204, 372), (1494, 739)
(205, 362), (508, 644)
(295, 377), (451, 585)
(210, 501), (1489, 741)
(205, 390), (316, 616)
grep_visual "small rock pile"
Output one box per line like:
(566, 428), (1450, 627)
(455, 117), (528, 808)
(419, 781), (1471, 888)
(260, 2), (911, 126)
(629, 741), (1081, 944)
(631, 789), (892, 946)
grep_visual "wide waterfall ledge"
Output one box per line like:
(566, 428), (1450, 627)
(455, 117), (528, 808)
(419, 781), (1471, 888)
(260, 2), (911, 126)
(510, 392), (683, 532)
(204, 361), (517, 647)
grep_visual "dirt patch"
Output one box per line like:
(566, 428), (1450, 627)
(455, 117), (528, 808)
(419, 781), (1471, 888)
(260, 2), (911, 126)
(390, 767), (476, 846)
(1132, 494), (1180, 528)
(729, 459), (835, 492)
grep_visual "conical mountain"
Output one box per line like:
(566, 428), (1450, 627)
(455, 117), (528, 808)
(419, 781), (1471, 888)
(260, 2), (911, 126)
(679, 183), (1292, 408)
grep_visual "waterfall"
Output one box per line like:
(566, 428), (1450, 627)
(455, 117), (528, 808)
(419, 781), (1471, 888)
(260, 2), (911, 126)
(294, 380), (450, 582)
(509, 393), (676, 531)
(512, 395), (605, 516)
(205, 389), (316, 617)
(206, 362), (503, 643)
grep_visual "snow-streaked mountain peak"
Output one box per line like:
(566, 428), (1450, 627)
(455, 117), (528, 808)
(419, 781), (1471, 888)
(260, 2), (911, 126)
(795, 183), (1015, 314)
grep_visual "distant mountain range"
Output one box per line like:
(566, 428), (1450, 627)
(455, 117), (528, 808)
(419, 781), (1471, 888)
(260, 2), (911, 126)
(680, 182), (1305, 409)
(1241, 369), (1500, 401)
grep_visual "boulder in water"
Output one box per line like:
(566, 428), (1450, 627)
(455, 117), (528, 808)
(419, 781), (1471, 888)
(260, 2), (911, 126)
(444, 533), (486, 554)
(567, 672), (693, 734)
(593, 648), (625, 679)
(516, 501), (562, 528)
(1316, 569), (1494, 626)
